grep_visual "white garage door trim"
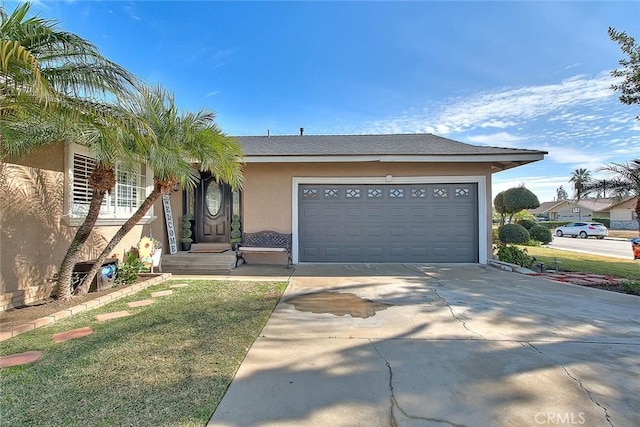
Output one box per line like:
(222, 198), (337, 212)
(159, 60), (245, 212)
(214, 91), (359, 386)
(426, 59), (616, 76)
(292, 175), (488, 264)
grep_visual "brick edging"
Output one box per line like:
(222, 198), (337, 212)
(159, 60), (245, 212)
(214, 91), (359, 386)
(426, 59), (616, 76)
(0, 273), (172, 342)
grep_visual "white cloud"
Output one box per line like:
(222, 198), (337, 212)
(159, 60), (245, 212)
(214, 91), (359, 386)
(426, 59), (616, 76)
(544, 145), (610, 170)
(362, 72), (618, 135)
(492, 175), (568, 203)
(206, 91), (220, 97)
(124, 4), (140, 21)
(466, 132), (524, 146)
(480, 119), (516, 128)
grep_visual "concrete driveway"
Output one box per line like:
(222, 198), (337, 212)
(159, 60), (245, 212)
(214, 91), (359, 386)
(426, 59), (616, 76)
(208, 264), (640, 427)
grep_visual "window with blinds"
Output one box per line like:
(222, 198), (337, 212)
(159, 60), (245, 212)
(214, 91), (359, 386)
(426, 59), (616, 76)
(72, 153), (95, 206)
(71, 152), (146, 218)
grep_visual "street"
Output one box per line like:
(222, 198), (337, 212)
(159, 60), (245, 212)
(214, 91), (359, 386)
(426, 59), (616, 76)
(548, 235), (635, 260)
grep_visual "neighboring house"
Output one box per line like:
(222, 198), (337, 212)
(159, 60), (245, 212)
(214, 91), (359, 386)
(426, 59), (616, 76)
(528, 201), (567, 221)
(528, 197), (636, 229)
(608, 197), (637, 230)
(1, 133), (545, 310)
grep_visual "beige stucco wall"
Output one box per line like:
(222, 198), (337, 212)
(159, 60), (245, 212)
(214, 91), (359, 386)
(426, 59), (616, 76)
(148, 190), (182, 252)
(550, 202), (594, 221)
(1, 144), (160, 310)
(610, 207), (633, 221)
(241, 161), (493, 262)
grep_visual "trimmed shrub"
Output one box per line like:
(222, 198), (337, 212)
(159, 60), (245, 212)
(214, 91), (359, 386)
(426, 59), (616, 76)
(498, 224), (530, 244)
(503, 187), (540, 214)
(517, 219), (536, 230)
(529, 225), (552, 244)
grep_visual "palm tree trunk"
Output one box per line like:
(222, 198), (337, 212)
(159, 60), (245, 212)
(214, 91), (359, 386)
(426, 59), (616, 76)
(635, 198), (640, 236)
(55, 189), (107, 300)
(76, 187), (163, 294)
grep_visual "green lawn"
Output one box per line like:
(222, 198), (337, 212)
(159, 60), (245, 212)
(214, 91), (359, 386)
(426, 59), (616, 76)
(523, 245), (640, 281)
(0, 279), (287, 427)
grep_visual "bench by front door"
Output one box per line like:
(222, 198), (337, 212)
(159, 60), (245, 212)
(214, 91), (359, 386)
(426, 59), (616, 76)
(195, 172), (232, 243)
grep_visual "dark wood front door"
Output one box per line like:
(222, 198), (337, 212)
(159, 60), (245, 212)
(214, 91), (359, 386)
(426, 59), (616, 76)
(195, 173), (231, 243)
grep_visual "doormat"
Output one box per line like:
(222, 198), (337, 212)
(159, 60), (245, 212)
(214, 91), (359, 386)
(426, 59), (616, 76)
(189, 249), (228, 253)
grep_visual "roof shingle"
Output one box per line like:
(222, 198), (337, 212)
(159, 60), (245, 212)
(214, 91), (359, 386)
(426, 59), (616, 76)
(235, 133), (547, 157)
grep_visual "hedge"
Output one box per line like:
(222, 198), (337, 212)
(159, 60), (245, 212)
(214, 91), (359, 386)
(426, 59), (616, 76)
(593, 217), (611, 228)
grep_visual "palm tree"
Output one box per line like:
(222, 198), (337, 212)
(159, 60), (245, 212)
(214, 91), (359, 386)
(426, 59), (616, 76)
(76, 86), (244, 293)
(1, 2), (138, 159)
(569, 168), (592, 220)
(569, 168), (592, 201)
(54, 115), (150, 300)
(585, 160), (640, 235)
(1, 3), (147, 299)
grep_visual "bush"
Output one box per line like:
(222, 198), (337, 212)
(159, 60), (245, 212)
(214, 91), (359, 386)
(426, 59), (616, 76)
(535, 221), (571, 230)
(498, 224), (530, 244)
(496, 244), (535, 267)
(492, 228), (500, 245)
(621, 280), (640, 295)
(593, 217), (611, 228)
(517, 219), (536, 230)
(115, 252), (146, 285)
(529, 225), (553, 244)
(503, 187), (540, 214)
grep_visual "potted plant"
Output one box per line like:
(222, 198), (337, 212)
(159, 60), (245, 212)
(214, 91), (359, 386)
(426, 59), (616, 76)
(181, 214), (193, 251)
(230, 214), (242, 250)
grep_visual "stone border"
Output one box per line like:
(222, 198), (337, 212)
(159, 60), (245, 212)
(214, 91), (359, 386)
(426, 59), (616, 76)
(0, 273), (171, 342)
(488, 259), (535, 274)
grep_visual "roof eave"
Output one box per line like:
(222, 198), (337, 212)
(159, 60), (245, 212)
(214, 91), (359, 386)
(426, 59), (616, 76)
(242, 153), (545, 167)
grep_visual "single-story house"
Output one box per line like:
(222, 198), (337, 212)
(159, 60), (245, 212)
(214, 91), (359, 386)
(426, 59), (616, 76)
(1, 133), (545, 310)
(529, 197), (636, 229)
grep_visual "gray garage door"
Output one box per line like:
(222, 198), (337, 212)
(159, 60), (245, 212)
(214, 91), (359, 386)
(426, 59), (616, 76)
(298, 183), (478, 263)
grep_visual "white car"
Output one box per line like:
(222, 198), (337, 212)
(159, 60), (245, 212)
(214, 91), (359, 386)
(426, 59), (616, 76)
(555, 222), (608, 239)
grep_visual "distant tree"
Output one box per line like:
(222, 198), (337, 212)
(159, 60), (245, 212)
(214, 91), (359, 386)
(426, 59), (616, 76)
(609, 27), (640, 120)
(569, 168), (592, 202)
(512, 211), (536, 223)
(555, 185), (568, 201)
(584, 159), (640, 235)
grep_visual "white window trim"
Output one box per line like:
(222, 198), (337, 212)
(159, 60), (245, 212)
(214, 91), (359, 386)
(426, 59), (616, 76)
(62, 143), (156, 226)
(291, 175), (488, 265)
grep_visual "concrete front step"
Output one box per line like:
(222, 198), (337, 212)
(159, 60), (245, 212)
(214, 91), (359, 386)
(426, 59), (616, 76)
(160, 251), (236, 274)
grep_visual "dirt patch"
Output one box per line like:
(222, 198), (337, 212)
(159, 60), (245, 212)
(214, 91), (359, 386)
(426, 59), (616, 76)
(0, 288), (116, 330)
(1, 275), (159, 330)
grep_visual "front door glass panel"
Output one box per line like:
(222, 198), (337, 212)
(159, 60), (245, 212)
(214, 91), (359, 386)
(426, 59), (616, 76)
(206, 182), (222, 216)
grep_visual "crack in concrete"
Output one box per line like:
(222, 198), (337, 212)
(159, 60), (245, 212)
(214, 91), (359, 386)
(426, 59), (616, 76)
(431, 285), (486, 340)
(369, 340), (469, 427)
(520, 341), (614, 427)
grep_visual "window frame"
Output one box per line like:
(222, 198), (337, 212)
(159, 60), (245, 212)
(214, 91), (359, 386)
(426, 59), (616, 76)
(62, 143), (156, 226)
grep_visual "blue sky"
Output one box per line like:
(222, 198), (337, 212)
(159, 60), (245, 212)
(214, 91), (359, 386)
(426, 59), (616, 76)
(18, 1), (640, 202)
